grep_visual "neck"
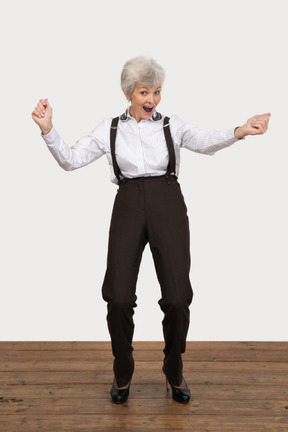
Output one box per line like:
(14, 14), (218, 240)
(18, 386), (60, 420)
(129, 106), (141, 123)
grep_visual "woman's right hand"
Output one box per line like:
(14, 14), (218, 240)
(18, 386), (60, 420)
(31, 98), (53, 135)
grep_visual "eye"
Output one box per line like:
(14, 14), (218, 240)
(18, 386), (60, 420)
(140, 91), (147, 96)
(154, 90), (160, 95)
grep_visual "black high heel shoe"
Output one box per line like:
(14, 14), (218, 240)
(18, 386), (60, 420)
(162, 366), (191, 404)
(110, 377), (131, 404)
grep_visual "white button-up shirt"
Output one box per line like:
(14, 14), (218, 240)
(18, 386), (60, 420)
(41, 108), (242, 185)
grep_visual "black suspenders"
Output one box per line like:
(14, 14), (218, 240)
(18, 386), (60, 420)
(110, 116), (121, 184)
(110, 116), (176, 185)
(163, 116), (176, 178)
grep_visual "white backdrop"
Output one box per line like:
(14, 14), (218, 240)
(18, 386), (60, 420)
(1, 0), (287, 341)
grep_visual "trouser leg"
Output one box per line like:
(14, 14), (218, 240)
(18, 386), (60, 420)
(101, 184), (148, 387)
(145, 179), (193, 387)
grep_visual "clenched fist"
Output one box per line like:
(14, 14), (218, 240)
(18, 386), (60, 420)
(31, 98), (53, 135)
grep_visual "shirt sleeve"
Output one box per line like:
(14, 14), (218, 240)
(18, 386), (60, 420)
(41, 121), (107, 171)
(171, 115), (244, 156)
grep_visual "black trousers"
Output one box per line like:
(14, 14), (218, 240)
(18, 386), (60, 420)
(101, 174), (193, 387)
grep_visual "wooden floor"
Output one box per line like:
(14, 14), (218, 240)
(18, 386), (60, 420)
(0, 342), (287, 431)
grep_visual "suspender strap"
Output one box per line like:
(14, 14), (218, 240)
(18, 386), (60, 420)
(163, 116), (176, 175)
(110, 116), (122, 184)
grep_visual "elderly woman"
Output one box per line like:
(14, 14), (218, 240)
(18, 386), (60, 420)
(32, 56), (270, 405)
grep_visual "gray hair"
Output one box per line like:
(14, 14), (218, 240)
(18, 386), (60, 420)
(121, 56), (165, 98)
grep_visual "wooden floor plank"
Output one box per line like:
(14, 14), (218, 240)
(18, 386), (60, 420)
(1, 370), (288, 386)
(0, 341), (287, 351)
(1, 359), (288, 372)
(0, 349), (287, 363)
(0, 415), (288, 432)
(0, 383), (287, 400)
(1, 397), (288, 416)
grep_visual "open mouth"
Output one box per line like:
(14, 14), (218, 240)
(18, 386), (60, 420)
(143, 106), (154, 113)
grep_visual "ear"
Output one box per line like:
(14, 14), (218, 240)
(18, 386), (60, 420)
(122, 89), (130, 101)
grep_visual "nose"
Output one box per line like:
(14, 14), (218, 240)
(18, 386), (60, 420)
(146, 93), (154, 105)
(147, 94), (154, 105)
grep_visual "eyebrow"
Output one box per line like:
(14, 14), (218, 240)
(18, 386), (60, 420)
(139, 87), (161, 91)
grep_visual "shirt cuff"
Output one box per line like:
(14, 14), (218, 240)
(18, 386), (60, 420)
(40, 125), (58, 145)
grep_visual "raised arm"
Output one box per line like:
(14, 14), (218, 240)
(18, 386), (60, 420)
(31, 98), (106, 170)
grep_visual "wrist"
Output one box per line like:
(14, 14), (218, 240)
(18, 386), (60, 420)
(41, 124), (53, 135)
(234, 126), (245, 140)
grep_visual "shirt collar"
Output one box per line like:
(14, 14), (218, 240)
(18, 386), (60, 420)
(120, 107), (162, 122)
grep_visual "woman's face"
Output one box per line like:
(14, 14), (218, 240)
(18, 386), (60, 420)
(127, 84), (161, 123)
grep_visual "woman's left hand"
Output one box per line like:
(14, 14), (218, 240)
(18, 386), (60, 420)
(234, 113), (271, 139)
